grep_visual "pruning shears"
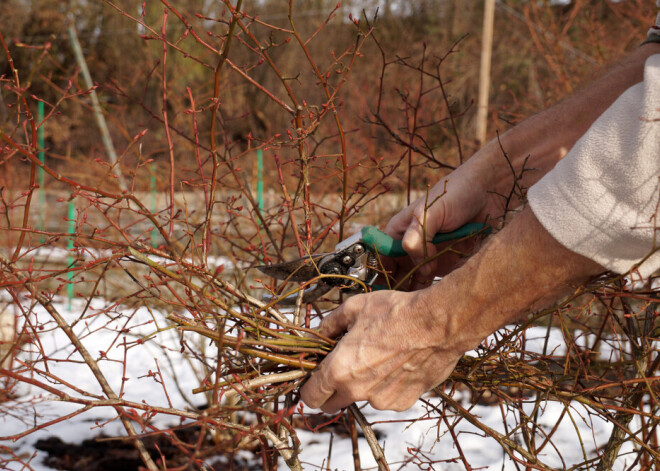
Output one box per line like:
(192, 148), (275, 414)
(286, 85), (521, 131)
(256, 223), (489, 305)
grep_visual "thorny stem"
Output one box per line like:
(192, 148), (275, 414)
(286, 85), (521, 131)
(4, 5), (659, 471)
(0, 131), (184, 256)
(287, 3), (368, 241)
(431, 392), (556, 471)
(127, 247), (315, 341)
(160, 9), (177, 237)
(0, 254), (159, 471)
(173, 324), (319, 370)
(210, 370), (307, 400)
(0, 367), (303, 468)
(596, 300), (656, 471)
(1, 31), (39, 263)
(347, 412), (362, 471)
(405, 45), (426, 205)
(274, 153), (305, 257)
(206, 0), (242, 259)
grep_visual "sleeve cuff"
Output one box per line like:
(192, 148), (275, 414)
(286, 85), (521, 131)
(527, 56), (660, 281)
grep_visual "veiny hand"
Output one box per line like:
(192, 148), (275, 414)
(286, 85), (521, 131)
(300, 206), (606, 414)
(299, 289), (466, 413)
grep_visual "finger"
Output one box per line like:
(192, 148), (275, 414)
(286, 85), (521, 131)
(319, 389), (356, 414)
(402, 224), (438, 279)
(384, 205), (415, 239)
(368, 378), (425, 412)
(400, 205), (438, 256)
(299, 359), (336, 410)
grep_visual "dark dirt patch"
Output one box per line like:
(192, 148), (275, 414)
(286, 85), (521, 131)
(34, 426), (261, 471)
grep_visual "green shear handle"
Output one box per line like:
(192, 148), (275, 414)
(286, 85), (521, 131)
(361, 222), (490, 258)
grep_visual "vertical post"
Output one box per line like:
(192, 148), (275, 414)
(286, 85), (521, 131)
(150, 168), (157, 247)
(256, 148), (264, 212)
(68, 25), (127, 191)
(37, 101), (46, 242)
(67, 199), (75, 311)
(476, 0), (496, 146)
(254, 149), (265, 261)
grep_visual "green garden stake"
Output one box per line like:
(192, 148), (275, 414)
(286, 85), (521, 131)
(256, 149), (264, 261)
(256, 148), (264, 212)
(150, 168), (157, 248)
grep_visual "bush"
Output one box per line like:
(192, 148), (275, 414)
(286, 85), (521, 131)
(1, 1), (657, 469)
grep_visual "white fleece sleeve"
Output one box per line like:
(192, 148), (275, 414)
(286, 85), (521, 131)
(528, 54), (660, 281)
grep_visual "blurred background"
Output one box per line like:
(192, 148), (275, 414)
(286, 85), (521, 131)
(1, 0), (653, 194)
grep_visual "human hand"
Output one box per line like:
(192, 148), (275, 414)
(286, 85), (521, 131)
(299, 288), (466, 413)
(384, 164), (497, 287)
(300, 205), (606, 413)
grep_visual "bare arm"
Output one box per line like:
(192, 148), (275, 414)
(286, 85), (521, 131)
(300, 44), (659, 413)
(386, 43), (660, 278)
(474, 42), (660, 202)
(300, 207), (604, 412)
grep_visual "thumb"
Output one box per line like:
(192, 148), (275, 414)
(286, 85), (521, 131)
(384, 207), (414, 240)
(401, 219), (438, 278)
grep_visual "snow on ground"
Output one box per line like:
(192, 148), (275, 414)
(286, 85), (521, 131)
(0, 297), (643, 470)
(15, 245), (237, 273)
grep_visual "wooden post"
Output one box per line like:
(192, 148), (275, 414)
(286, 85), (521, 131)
(68, 25), (127, 191)
(476, 0), (496, 146)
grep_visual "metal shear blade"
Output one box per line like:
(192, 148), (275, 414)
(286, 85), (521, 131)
(255, 223), (489, 305)
(256, 241), (377, 305)
(256, 253), (328, 283)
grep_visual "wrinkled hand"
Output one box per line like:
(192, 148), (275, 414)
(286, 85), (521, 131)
(384, 165), (495, 286)
(299, 289), (465, 413)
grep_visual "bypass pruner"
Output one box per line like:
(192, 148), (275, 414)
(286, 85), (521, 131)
(256, 223), (488, 305)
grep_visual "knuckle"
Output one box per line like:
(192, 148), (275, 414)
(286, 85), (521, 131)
(402, 234), (423, 256)
(343, 294), (363, 310)
(340, 295), (367, 319)
(327, 366), (351, 386)
(318, 316), (335, 335)
(412, 205), (426, 220)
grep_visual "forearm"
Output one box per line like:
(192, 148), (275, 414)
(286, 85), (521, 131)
(425, 207), (605, 350)
(467, 43), (660, 205)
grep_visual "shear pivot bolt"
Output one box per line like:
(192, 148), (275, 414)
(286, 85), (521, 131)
(320, 262), (346, 286)
(341, 255), (354, 265)
(352, 244), (365, 255)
